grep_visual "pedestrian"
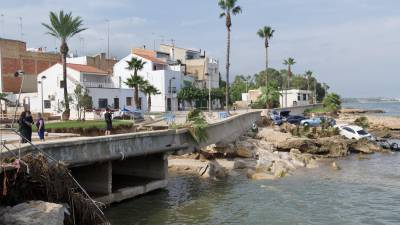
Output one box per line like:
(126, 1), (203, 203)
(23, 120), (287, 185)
(36, 113), (45, 141)
(25, 111), (34, 142)
(18, 111), (32, 143)
(104, 108), (112, 136)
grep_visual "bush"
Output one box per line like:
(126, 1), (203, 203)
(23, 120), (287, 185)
(323, 93), (342, 112)
(187, 109), (202, 121)
(354, 116), (369, 129)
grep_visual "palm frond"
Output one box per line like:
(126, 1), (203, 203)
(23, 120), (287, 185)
(232, 6), (242, 15)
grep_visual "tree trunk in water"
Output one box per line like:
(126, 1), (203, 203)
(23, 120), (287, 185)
(225, 27), (231, 113)
(61, 42), (70, 120)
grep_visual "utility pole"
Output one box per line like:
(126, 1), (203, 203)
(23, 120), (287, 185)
(106, 19), (110, 58)
(18, 16), (23, 40)
(0, 14), (4, 37)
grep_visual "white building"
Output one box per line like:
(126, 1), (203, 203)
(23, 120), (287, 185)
(28, 63), (135, 119)
(113, 48), (184, 112)
(280, 89), (312, 108)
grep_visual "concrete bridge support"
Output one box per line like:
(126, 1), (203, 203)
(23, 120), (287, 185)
(70, 161), (112, 195)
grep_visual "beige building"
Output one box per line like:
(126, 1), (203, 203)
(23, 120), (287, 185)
(159, 44), (219, 88)
(0, 38), (60, 93)
(67, 53), (118, 75)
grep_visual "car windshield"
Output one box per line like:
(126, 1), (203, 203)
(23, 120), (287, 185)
(357, 130), (368, 135)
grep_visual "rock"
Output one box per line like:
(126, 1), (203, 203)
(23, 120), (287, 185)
(246, 169), (275, 180)
(277, 138), (322, 154)
(271, 161), (289, 178)
(235, 141), (256, 158)
(234, 159), (257, 169)
(214, 141), (235, 154)
(349, 139), (385, 154)
(316, 137), (349, 157)
(0, 201), (64, 225)
(198, 161), (228, 179)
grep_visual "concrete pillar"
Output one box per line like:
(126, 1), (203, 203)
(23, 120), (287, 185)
(112, 153), (167, 180)
(71, 161), (112, 195)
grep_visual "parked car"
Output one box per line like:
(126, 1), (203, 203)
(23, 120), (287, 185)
(285, 115), (307, 125)
(300, 116), (336, 127)
(268, 110), (283, 125)
(335, 124), (373, 140)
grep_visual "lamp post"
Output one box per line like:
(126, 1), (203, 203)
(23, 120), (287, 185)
(11, 70), (25, 128)
(38, 75), (47, 115)
(168, 77), (176, 113)
(205, 73), (211, 114)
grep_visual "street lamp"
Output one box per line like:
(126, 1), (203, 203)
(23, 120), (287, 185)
(205, 73), (211, 114)
(38, 75), (47, 115)
(168, 77), (176, 113)
(11, 70), (25, 128)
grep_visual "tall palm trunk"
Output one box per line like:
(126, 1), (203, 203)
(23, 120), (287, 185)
(134, 69), (139, 109)
(61, 41), (70, 120)
(225, 25), (231, 113)
(147, 95), (151, 112)
(265, 39), (269, 86)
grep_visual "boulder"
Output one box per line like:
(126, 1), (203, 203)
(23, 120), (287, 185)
(234, 159), (257, 169)
(277, 138), (322, 154)
(235, 141), (256, 158)
(0, 201), (64, 225)
(246, 169), (275, 180)
(316, 137), (349, 157)
(198, 161), (227, 179)
(349, 139), (385, 154)
(271, 161), (289, 178)
(213, 141), (236, 154)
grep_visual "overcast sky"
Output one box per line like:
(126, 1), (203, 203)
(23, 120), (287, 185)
(1, 0), (400, 98)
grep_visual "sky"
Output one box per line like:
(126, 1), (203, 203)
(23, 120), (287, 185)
(1, 0), (400, 98)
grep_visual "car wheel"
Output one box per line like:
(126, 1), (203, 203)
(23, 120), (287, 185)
(304, 122), (310, 127)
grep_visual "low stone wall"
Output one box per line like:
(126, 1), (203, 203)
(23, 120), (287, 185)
(273, 104), (323, 115)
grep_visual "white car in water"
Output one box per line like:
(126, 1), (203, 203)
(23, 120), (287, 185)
(335, 124), (372, 140)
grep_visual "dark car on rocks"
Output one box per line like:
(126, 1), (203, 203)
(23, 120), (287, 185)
(284, 115), (307, 125)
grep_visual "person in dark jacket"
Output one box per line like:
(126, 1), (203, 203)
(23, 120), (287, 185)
(104, 108), (112, 136)
(25, 111), (34, 142)
(36, 113), (45, 141)
(18, 111), (32, 143)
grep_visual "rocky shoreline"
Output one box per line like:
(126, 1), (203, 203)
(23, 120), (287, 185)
(169, 122), (392, 181)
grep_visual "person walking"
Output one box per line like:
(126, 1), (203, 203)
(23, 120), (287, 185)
(104, 108), (112, 136)
(25, 111), (34, 142)
(36, 113), (45, 141)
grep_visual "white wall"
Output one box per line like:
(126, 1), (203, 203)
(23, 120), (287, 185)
(280, 89), (312, 108)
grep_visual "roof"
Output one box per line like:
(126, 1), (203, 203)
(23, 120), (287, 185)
(64, 63), (109, 75)
(133, 52), (167, 65)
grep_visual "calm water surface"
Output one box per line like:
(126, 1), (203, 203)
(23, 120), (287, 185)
(343, 101), (400, 116)
(106, 153), (400, 225)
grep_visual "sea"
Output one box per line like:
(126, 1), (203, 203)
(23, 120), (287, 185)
(105, 99), (400, 225)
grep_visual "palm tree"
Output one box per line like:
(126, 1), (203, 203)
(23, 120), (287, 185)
(283, 57), (296, 107)
(42, 11), (86, 120)
(124, 75), (147, 110)
(305, 70), (313, 102)
(125, 57), (146, 108)
(257, 26), (275, 86)
(219, 0), (242, 112)
(141, 81), (161, 112)
(258, 84), (281, 109)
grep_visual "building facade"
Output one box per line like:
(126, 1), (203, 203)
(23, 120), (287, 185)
(158, 44), (219, 89)
(279, 89), (312, 108)
(113, 48), (183, 112)
(28, 63), (134, 119)
(0, 38), (60, 93)
(67, 53), (118, 75)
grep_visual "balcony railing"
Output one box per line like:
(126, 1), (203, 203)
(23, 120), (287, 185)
(82, 82), (115, 88)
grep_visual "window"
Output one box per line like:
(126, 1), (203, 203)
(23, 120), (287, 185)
(343, 127), (355, 134)
(44, 100), (51, 109)
(98, 98), (108, 108)
(114, 98), (119, 109)
(126, 97), (132, 106)
(357, 130), (368, 135)
(297, 93), (301, 101)
(303, 94), (307, 101)
(60, 80), (65, 88)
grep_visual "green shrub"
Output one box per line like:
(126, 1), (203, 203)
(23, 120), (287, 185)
(187, 109), (202, 121)
(354, 116), (369, 129)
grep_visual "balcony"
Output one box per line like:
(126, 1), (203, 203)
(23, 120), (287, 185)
(82, 82), (115, 88)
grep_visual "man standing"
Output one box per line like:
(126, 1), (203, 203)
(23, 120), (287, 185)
(104, 108), (112, 136)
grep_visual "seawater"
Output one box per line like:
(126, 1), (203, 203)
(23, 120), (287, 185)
(105, 153), (400, 225)
(343, 101), (400, 117)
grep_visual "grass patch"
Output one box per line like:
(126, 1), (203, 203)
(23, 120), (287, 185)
(33, 120), (133, 132)
(305, 107), (333, 114)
